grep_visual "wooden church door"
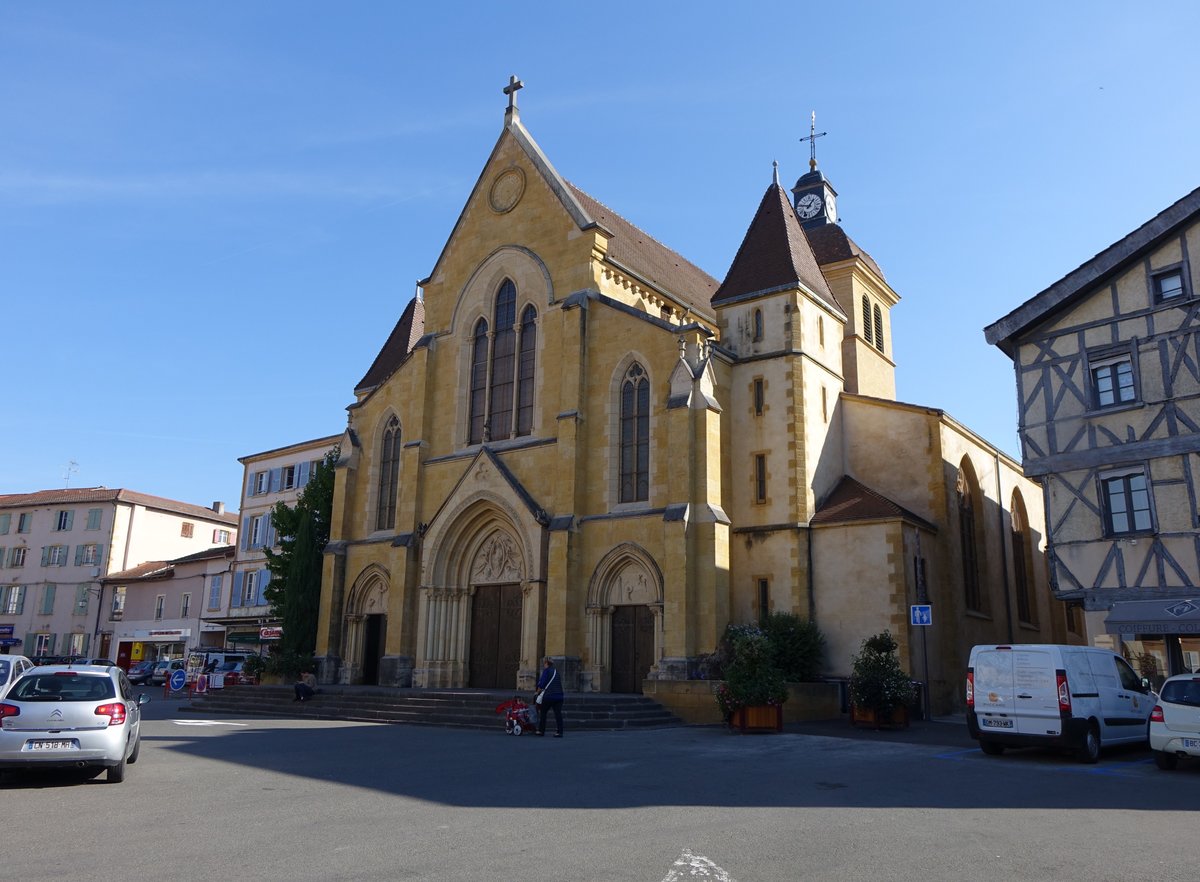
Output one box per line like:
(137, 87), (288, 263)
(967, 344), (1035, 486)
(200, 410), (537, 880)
(610, 605), (654, 693)
(468, 584), (523, 688)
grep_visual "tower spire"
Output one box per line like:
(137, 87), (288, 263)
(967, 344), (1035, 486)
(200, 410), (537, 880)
(772, 160), (780, 187)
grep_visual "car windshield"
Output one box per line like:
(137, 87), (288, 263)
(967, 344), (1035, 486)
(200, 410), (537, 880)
(10, 673), (116, 702)
(218, 661), (241, 672)
(1161, 679), (1200, 707)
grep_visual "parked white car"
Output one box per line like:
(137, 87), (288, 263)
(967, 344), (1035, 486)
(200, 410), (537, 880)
(0, 656), (34, 700)
(967, 644), (1155, 763)
(1149, 673), (1200, 770)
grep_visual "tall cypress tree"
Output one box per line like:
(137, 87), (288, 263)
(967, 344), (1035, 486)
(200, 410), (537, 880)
(263, 448), (337, 658)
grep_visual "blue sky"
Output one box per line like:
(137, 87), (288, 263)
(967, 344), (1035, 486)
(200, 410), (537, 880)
(3, 3), (1198, 511)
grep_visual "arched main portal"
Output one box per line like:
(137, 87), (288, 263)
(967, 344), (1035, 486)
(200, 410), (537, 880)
(415, 496), (540, 689)
(584, 544), (664, 693)
(344, 565), (389, 685)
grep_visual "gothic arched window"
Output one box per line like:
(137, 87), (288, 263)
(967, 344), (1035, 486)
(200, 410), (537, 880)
(468, 318), (489, 444)
(468, 279), (537, 444)
(620, 362), (650, 503)
(958, 459), (983, 613)
(873, 304), (885, 353)
(1011, 491), (1036, 625)
(516, 304), (537, 436)
(376, 416), (401, 531)
(862, 296), (873, 346)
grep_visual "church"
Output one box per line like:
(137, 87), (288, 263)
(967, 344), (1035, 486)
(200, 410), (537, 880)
(314, 81), (1068, 715)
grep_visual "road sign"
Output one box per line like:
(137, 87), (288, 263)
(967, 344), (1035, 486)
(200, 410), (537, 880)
(910, 604), (932, 626)
(169, 668), (187, 692)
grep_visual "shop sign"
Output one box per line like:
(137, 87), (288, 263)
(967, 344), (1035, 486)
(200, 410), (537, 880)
(259, 627), (283, 640)
(0, 624), (12, 637)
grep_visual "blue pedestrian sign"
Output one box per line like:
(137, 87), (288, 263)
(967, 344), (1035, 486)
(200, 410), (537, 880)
(169, 668), (187, 692)
(910, 604), (932, 626)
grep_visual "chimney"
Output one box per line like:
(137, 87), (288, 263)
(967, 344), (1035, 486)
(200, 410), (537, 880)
(211, 501), (225, 515)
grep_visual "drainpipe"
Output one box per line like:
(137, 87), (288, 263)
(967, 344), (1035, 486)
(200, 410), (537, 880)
(995, 452), (1015, 643)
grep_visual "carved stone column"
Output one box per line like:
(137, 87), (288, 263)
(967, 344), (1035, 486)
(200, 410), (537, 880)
(518, 580), (542, 691)
(581, 605), (613, 693)
(413, 585), (469, 688)
(341, 614), (364, 684)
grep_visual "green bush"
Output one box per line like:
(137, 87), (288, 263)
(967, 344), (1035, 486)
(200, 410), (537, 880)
(263, 651), (314, 681)
(761, 612), (825, 682)
(715, 631), (788, 718)
(242, 655), (266, 680)
(848, 630), (915, 714)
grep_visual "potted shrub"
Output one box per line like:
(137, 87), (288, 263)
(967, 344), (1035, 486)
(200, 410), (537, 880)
(848, 631), (915, 729)
(715, 629), (788, 732)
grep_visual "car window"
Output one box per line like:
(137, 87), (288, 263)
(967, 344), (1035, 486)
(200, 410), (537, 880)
(1161, 679), (1200, 707)
(0, 660), (9, 680)
(1114, 657), (1142, 691)
(10, 673), (117, 702)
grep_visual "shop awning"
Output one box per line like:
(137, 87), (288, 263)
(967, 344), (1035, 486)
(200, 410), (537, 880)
(1104, 598), (1200, 635)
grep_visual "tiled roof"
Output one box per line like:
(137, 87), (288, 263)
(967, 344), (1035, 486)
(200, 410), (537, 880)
(805, 223), (885, 281)
(811, 475), (936, 531)
(103, 560), (173, 582)
(355, 295), (426, 394)
(568, 184), (719, 319)
(0, 488), (238, 524)
(712, 183), (838, 312)
(170, 545), (235, 565)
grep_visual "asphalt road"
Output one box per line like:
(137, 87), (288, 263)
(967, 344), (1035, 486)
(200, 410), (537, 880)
(2, 695), (1196, 882)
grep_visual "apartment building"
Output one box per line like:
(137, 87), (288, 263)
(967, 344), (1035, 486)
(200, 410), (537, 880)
(202, 436), (338, 648)
(0, 488), (237, 660)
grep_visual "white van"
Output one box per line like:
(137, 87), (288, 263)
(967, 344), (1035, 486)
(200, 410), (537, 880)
(967, 644), (1155, 763)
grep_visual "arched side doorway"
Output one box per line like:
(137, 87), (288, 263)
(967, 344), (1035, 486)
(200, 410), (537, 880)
(343, 566), (389, 685)
(584, 544), (664, 693)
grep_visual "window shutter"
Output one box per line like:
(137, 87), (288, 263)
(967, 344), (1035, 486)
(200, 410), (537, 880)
(298, 460), (311, 487)
(242, 517), (252, 550)
(40, 546), (49, 566)
(24, 632), (35, 654)
(232, 571), (244, 607)
(95, 544), (104, 567)
(75, 545), (84, 566)
(64, 511), (74, 531)
(0, 548), (6, 567)
(270, 468), (282, 492)
(47, 633), (57, 653)
(81, 633), (90, 655)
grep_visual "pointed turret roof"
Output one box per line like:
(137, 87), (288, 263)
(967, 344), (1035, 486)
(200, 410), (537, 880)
(712, 181), (839, 312)
(355, 295), (426, 395)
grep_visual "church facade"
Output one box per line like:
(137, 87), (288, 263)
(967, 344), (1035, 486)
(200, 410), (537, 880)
(314, 88), (1068, 714)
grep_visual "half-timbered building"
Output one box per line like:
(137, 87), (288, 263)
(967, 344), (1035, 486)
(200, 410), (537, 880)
(986, 187), (1200, 684)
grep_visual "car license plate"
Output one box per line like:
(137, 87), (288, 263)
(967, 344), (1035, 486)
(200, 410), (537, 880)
(981, 717), (1014, 729)
(1182, 738), (1200, 750)
(26, 739), (76, 751)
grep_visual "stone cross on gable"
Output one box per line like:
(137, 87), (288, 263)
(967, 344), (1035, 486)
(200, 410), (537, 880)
(503, 75), (524, 113)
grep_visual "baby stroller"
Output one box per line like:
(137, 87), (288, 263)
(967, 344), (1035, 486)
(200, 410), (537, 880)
(495, 696), (539, 735)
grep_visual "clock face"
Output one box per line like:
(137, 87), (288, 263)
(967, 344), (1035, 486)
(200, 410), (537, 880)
(797, 192), (823, 219)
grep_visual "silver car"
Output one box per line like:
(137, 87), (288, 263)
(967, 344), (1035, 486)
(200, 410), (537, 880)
(0, 665), (149, 783)
(0, 656), (35, 701)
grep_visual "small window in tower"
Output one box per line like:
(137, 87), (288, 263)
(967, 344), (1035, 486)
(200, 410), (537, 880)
(753, 378), (764, 416)
(818, 316), (825, 347)
(861, 296), (873, 346)
(757, 578), (770, 625)
(873, 305), (884, 353)
(753, 309), (763, 342)
(821, 386), (828, 423)
(754, 454), (767, 504)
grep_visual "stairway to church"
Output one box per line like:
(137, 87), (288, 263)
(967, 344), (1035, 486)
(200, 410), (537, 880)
(182, 685), (683, 731)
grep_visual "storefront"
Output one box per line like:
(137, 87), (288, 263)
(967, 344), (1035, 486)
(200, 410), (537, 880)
(115, 627), (192, 669)
(1105, 598), (1200, 689)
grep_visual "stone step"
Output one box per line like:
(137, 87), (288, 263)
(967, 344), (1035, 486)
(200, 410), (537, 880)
(184, 686), (682, 731)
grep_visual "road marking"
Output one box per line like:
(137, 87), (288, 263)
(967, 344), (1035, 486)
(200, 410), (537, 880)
(661, 849), (736, 882)
(171, 720), (250, 727)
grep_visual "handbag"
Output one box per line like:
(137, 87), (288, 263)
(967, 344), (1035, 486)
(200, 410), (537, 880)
(536, 669), (556, 705)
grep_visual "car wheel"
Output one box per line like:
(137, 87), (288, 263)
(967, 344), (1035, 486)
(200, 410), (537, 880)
(107, 754), (127, 783)
(1077, 724), (1101, 764)
(1154, 750), (1178, 771)
(979, 740), (1004, 756)
(127, 734), (141, 765)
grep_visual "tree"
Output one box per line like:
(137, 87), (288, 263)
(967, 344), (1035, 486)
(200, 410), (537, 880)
(263, 448), (338, 659)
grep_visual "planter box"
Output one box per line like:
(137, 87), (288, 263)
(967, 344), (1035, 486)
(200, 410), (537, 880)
(730, 704), (783, 733)
(850, 704), (909, 730)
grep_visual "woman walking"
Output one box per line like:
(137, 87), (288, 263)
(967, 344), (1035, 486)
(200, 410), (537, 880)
(535, 656), (564, 737)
